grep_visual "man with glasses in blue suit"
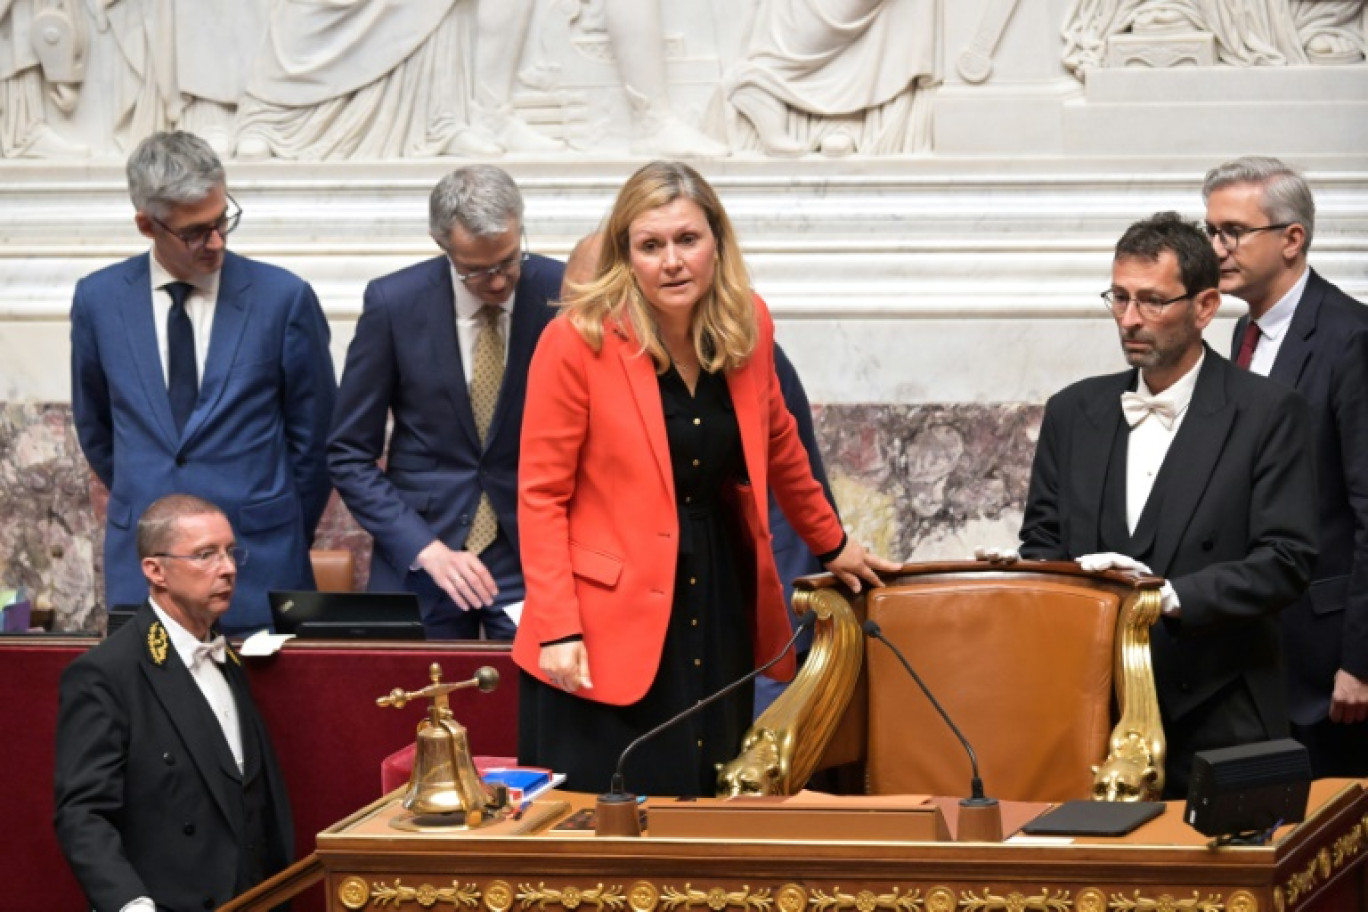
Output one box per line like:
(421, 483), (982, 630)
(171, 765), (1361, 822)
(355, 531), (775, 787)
(71, 131), (336, 635)
(328, 166), (563, 639)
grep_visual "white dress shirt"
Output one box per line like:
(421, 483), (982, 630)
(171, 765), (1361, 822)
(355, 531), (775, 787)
(449, 265), (512, 386)
(1126, 351), (1205, 533)
(149, 251), (220, 387)
(147, 597), (244, 772)
(1245, 265), (1309, 376)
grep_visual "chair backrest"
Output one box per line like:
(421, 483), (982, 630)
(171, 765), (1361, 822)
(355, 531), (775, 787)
(309, 549), (356, 593)
(719, 561), (1166, 803)
(865, 575), (1118, 800)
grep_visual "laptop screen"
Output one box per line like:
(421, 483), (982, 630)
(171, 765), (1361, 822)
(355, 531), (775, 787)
(267, 590), (425, 640)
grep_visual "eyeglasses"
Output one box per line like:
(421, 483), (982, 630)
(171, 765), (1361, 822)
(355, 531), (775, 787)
(153, 547), (248, 570)
(149, 195), (242, 252)
(450, 230), (529, 285)
(1101, 289), (1194, 320)
(1203, 222), (1291, 251)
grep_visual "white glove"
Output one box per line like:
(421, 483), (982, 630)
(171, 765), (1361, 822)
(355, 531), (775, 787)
(1076, 552), (1152, 575)
(1159, 581), (1180, 617)
(973, 546), (1019, 564)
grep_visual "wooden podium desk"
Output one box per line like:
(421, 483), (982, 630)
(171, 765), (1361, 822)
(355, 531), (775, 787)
(314, 780), (1368, 912)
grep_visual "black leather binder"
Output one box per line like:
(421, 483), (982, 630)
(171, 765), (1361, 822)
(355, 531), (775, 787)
(1021, 800), (1164, 836)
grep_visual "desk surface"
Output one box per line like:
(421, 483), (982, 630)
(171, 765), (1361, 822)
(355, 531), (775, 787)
(315, 780), (1368, 912)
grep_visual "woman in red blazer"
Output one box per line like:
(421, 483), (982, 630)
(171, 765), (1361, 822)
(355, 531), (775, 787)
(515, 161), (896, 795)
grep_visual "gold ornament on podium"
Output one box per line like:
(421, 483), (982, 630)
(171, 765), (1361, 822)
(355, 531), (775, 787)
(377, 663), (507, 829)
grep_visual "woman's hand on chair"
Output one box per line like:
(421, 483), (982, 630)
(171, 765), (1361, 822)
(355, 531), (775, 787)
(824, 540), (901, 593)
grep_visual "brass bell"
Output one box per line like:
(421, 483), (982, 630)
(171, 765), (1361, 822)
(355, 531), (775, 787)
(378, 663), (505, 828)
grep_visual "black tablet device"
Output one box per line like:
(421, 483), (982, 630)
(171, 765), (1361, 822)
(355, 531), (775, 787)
(1021, 800), (1165, 836)
(267, 590), (425, 640)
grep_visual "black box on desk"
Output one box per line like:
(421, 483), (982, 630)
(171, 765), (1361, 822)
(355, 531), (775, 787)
(1184, 738), (1311, 837)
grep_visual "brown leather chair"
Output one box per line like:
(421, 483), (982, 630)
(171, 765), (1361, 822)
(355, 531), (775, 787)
(719, 560), (1167, 803)
(309, 549), (356, 593)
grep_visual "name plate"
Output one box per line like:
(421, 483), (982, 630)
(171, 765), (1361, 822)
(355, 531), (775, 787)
(648, 795), (949, 842)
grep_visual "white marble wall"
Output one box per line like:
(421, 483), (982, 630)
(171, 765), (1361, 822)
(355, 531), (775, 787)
(2, 0), (1367, 623)
(4, 158), (1366, 407)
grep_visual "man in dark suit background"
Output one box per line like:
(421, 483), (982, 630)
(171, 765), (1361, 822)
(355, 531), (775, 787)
(1019, 212), (1317, 797)
(1204, 156), (1368, 777)
(55, 495), (292, 912)
(71, 131), (336, 634)
(329, 166), (563, 638)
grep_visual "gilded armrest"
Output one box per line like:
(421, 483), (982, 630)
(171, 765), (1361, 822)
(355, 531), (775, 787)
(1092, 587), (1167, 801)
(717, 579), (864, 796)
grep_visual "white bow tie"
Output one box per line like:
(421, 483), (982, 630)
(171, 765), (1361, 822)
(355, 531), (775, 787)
(191, 635), (227, 669)
(1120, 391), (1179, 430)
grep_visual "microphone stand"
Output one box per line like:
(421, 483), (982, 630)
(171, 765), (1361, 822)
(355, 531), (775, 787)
(595, 610), (819, 836)
(862, 620), (1002, 842)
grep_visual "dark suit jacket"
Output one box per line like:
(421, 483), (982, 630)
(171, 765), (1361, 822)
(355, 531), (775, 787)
(1231, 269), (1368, 725)
(71, 251), (337, 632)
(1020, 347), (1317, 738)
(769, 343), (837, 641)
(327, 254), (563, 619)
(54, 604), (293, 912)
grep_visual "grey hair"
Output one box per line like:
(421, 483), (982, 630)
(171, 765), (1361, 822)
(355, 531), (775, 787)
(136, 494), (227, 559)
(126, 131), (226, 218)
(428, 165), (524, 245)
(1202, 155), (1315, 253)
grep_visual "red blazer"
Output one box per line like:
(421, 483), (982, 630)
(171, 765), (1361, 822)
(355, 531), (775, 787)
(515, 294), (844, 705)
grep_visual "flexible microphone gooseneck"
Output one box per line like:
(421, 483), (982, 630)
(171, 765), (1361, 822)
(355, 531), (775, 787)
(861, 618), (1002, 841)
(594, 610), (818, 836)
(611, 609), (819, 795)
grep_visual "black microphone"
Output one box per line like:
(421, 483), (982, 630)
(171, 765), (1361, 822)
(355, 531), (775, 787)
(595, 610), (818, 835)
(861, 618), (1002, 841)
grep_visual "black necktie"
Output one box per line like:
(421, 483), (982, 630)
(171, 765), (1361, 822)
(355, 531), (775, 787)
(165, 281), (198, 433)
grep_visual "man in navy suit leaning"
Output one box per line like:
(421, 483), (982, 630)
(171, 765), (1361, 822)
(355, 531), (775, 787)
(71, 131), (337, 634)
(329, 166), (563, 638)
(55, 495), (293, 912)
(1204, 156), (1368, 777)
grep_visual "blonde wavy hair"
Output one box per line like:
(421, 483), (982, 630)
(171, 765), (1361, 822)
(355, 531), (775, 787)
(563, 161), (756, 374)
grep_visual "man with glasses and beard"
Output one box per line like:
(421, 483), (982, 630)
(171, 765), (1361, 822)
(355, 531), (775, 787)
(1204, 156), (1368, 777)
(55, 495), (293, 912)
(1018, 212), (1318, 797)
(71, 131), (336, 635)
(328, 166), (563, 638)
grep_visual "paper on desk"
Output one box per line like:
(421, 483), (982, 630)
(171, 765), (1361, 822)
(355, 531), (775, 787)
(501, 601), (524, 626)
(1007, 834), (1075, 845)
(239, 630), (295, 656)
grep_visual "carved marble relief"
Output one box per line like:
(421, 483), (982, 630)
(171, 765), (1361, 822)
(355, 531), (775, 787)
(711, 0), (937, 157)
(1, 0), (90, 157)
(0, 0), (966, 159)
(1063, 0), (1367, 78)
(3, 0), (1366, 158)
